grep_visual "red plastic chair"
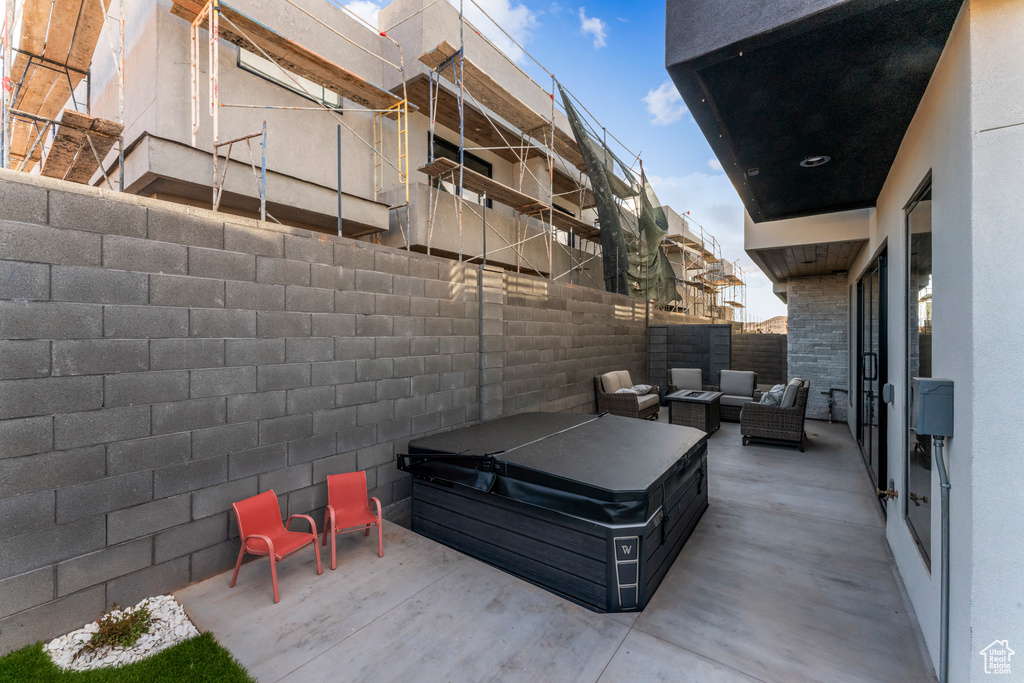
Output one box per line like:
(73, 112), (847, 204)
(230, 490), (322, 603)
(322, 471), (383, 570)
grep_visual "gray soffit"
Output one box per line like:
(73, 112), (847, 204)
(665, 0), (963, 222)
(749, 239), (868, 284)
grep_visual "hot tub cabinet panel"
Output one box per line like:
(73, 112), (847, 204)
(400, 413), (709, 613)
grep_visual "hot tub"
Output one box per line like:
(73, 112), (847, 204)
(398, 412), (708, 612)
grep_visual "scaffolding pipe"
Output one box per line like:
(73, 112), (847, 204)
(259, 119), (266, 221)
(2, 0), (15, 170)
(336, 124), (342, 235)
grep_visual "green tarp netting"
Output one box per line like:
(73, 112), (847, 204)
(559, 85), (680, 305)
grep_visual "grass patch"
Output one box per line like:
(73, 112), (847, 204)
(0, 632), (255, 683)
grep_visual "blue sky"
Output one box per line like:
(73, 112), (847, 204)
(348, 0), (787, 321)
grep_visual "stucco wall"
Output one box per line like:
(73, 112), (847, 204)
(841, 1), (1024, 678)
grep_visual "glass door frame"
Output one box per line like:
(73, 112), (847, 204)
(856, 248), (888, 509)
(904, 174), (933, 567)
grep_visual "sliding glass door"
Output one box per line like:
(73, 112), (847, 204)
(857, 251), (887, 502)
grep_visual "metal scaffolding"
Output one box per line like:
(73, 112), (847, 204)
(415, 1), (603, 285)
(1, 0), (125, 189)
(176, 0), (411, 235)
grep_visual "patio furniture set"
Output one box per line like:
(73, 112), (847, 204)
(230, 471), (384, 603)
(594, 369), (811, 450)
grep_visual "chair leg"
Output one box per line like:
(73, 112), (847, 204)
(312, 537), (323, 575)
(365, 524), (370, 537)
(330, 528), (337, 571)
(229, 544), (246, 588)
(269, 556), (280, 604)
(377, 521), (383, 558)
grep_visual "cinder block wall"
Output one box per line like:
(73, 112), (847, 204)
(0, 172), (669, 653)
(731, 333), (788, 386)
(786, 274), (849, 420)
(648, 324), (731, 389)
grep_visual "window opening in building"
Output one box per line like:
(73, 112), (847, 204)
(238, 49), (342, 109)
(430, 135), (492, 208)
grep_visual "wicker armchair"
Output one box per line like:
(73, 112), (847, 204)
(668, 368), (715, 393)
(740, 380), (811, 451)
(594, 371), (660, 420)
(716, 370), (759, 422)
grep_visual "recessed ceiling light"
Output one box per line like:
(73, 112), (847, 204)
(800, 155), (831, 168)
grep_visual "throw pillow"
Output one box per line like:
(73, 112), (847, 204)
(615, 387), (638, 394)
(760, 384), (786, 406)
(631, 384), (653, 394)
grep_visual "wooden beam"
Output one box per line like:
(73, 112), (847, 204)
(170, 2), (405, 114)
(419, 41), (586, 173)
(419, 157), (600, 242)
(40, 110), (123, 184)
(399, 75), (592, 208)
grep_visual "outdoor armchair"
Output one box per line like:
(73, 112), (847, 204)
(669, 368), (711, 393)
(716, 370), (759, 422)
(594, 370), (660, 420)
(230, 490), (322, 604)
(322, 471), (383, 570)
(740, 379), (811, 451)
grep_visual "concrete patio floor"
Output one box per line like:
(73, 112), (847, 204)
(176, 419), (935, 682)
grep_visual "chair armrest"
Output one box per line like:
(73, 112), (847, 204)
(370, 497), (382, 520)
(703, 384), (716, 392)
(324, 505), (336, 533)
(243, 533), (275, 556)
(286, 514), (318, 536)
(753, 390), (763, 401)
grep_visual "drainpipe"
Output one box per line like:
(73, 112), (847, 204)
(934, 435), (951, 683)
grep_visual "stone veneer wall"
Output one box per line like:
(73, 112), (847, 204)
(0, 172), (688, 653)
(786, 274), (849, 420)
(731, 333), (788, 387)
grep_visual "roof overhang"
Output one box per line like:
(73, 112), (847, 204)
(745, 207), (871, 301)
(666, 0), (963, 223)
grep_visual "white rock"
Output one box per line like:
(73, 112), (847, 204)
(44, 595), (201, 672)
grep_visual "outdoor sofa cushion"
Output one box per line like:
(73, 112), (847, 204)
(670, 368), (703, 391)
(636, 393), (660, 411)
(780, 378), (805, 409)
(719, 370), (756, 397)
(600, 370), (633, 393)
(721, 394), (753, 408)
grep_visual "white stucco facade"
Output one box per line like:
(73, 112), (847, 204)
(743, 2), (1024, 679)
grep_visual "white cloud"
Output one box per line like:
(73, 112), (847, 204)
(341, 0), (384, 28)
(707, 158), (723, 172)
(578, 7), (607, 49)
(642, 80), (688, 126)
(449, 0), (539, 64)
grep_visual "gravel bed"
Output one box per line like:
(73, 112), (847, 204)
(44, 595), (200, 671)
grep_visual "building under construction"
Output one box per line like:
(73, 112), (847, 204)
(0, 0), (744, 321)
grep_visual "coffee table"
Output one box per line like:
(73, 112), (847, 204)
(666, 390), (722, 434)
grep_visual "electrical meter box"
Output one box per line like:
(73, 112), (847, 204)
(911, 378), (954, 437)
